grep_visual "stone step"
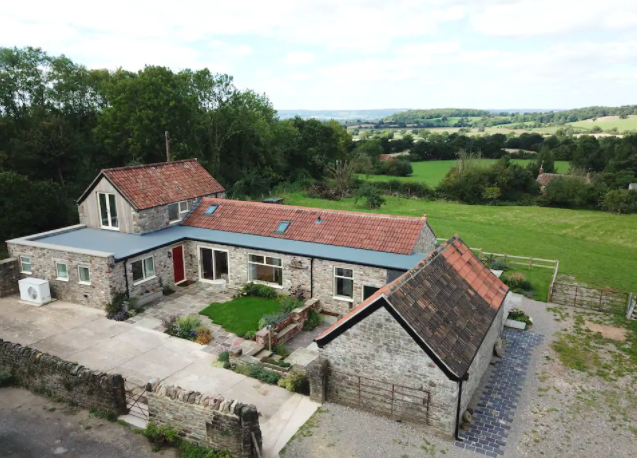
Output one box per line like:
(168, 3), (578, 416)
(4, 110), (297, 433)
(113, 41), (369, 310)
(245, 345), (265, 357)
(239, 355), (262, 365)
(255, 349), (273, 361)
(118, 413), (148, 430)
(276, 323), (299, 340)
(270, 354), (283, 362)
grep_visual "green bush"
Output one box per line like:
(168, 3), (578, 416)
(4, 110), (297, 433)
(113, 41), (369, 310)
(278, 371), (309, 394)
(218, 351), (230, 363)
(303, 309), (322, 331)
(0, 369), (14, 387)
(279, 296), (304, 314)
(273, 343), (290, 358)
(382, 158), (413, 176)
(258, 312), (289, 330)
(264, 358), (291, 368)
(355, 183), (386, 209)
(240, 282), (278, 299)
(508, 307), (533, 327)
(249, 365), (281, 384)
(164, 315), (202, 341)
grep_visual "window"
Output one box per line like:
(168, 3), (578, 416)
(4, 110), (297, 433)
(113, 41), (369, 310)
(334, 267), (354, 299)
(248, 254), (283, 286)
(20, 256), (32, 274)
(98, 193), (119, 229)
(274, 221), (291, 234)
(204, 205), (218, 216)
(78, 266), (91, 285)
(169, 201), (190, 222)
(55, 262), (69, 281)
(132, 256), (155, 284)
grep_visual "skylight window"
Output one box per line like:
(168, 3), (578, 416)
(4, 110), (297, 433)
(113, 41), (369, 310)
(274, 220), (291, 234)
(204, 205), (218, 216)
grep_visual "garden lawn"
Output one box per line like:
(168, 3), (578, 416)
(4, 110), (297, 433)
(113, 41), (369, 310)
(279, 192), (637, 294)
(356, 159), (569, 187)
(199, 297), (280, 336)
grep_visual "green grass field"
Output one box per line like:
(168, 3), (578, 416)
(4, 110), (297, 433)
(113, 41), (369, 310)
(357, 159), (570, 186)
(279, 192), (637, 294)
(568, 116), (637, 132)
(199, 297), (280, 335)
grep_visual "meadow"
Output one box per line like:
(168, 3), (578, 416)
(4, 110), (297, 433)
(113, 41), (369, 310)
(357, 159), (570, 186)
(279, 192), (637, 295)
(568, 115), (637, 131)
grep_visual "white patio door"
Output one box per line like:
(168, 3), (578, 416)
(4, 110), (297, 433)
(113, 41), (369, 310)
(199, 247), (229, 281)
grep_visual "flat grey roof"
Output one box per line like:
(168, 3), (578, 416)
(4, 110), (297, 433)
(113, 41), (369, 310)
(32, 226), (427, 271)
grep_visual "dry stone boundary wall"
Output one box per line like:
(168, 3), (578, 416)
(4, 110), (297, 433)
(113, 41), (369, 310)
(0, 339), (127, 414)
(0, 258), (20, 297)
(147, 382), (262, 458)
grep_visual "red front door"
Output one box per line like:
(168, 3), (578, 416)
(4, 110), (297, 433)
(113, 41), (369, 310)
(172, 246), (185, 284)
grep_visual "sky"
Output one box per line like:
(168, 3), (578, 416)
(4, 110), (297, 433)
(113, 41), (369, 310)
(3, 0), (637, 110)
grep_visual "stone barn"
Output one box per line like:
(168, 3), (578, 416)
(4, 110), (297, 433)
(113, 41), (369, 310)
(313, 236), (509, 438)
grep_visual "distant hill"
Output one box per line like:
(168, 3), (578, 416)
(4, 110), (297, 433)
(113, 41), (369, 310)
(277, 109), (408, 121)
(382, 109), (491, 123)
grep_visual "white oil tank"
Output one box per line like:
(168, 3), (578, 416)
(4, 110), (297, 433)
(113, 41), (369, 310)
(18, 278), (52, 306)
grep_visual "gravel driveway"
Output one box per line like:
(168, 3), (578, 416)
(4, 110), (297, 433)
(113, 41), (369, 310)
(281, 294), (637, 458)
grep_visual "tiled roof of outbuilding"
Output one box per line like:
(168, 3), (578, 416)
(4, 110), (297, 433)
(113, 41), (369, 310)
(182, 198), (429, 255)
(316, 235), (509, 379)
(79, 159), (224, 210)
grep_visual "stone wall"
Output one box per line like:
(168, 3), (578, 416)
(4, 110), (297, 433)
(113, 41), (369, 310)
(0, 258), (20, 297)
(6, 243), (115, 309)
(460, 303), (506, 415)
(0, 339), (127, 414)
(318, 306), (459, 437)
(133, 193), (224, 234)
(413, 221), (438, 254)
(312, 259), (386, 315)
(122, 244), (182, 299)
(147, 383), (261, 458)
(256, 298), (321, 347)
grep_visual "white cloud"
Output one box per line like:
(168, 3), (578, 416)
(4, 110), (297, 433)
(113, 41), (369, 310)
(285, 52), (316, 65)
(471, 0), (637, 36)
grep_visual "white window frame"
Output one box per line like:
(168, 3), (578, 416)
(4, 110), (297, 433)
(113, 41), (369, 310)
(247, 253), (283, 288)
(78, 265), (91, 285)
(55, 261), (69, 282)
(97, 192), (119, 230)
(19, 256), (32, 274)
(131, 256), (156, 285)
(197, 245), (230, 284)
(333, 266), (354, 301)
(168, 200), (190, 223)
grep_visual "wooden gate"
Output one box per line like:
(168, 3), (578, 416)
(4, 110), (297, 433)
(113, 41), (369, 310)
(327, 369), (431, 424)
(550, 283), (629, 313)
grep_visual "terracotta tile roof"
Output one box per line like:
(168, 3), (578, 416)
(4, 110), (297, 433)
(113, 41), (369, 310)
(101, 159), (224, 210)
(316, 235), (509, 379)
(182, 198), (428, 255)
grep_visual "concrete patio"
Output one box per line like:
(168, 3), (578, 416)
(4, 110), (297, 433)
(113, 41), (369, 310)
(0, 295), (318, 457)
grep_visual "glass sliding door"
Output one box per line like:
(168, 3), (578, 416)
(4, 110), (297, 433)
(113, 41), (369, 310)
(214, 250), (228, 280)
(199, 247), (229, 281)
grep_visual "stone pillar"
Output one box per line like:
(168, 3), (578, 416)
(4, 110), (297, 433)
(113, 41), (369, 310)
(0, 258), (20, 297)
(308, 358), (329, 403)
(240, 405), (261, 458)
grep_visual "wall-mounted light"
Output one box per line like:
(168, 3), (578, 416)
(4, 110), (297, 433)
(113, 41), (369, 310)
(167, 252), (172, 259)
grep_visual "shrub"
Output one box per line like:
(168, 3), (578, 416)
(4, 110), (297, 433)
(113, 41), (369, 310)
(0, 368), (14, 387)
(278, 371), (309, 394)
(106, 293), (126, 317)
(258, 312), (289, 330)
(279, 296), (303, 314)
(163, 314), (203, 341)
(240, 282), (278, 299)
(303, 309), (322, 331)
(288, 284), (308, 301)
(382, 158), (413, 176)
(540, 177), (590, 209)
(502, 272), (533, 291)
(508, 307), (533, 327)
(249, 365), (281, 384)
(306, 182), (342, 200)
(355, 183), (386, 209)
(488, 260), (510, 271)
(244, 330), (256, 340)
(602, 189), (637, 214)
(273, 343), (290, 358)
(195, 327), (213, 345)
(218, 351), (230, 363)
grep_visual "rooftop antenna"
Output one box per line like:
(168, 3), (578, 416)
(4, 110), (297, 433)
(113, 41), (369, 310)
(165, 131), (171, 162)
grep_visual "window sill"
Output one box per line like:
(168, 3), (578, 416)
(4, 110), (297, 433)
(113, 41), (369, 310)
(78, 281), (91, 286)
(100, 226), (120, 231)
(169, 219), (183, 225)
(251, 280), (283, 289)
(21, 271), (32, 275)
(56, 277), (69, 282)
(332, 295), (353, 302)
(133, 275), (157, 286)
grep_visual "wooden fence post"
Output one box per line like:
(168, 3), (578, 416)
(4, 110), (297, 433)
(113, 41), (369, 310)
(479, 248), (483, 259)
(529, 257), (533, 269)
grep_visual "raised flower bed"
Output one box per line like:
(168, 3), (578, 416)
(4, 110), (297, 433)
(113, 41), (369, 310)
(505, 307), (533, 330)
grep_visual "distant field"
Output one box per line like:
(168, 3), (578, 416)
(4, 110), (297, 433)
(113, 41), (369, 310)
(357, 159), (570, 186)
(279, 192), (637, 294)
(568, 115), (637, 131)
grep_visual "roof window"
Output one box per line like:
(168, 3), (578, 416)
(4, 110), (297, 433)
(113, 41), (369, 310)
(315, 216), (323, 224)
(204, 205), (218, 216)
(274, 221), (291, 234)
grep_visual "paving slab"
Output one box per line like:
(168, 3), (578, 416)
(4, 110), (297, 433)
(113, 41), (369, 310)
(162, 362), (247, 396)
(116, 346), (198, 384)
(222, 377), (294, 421)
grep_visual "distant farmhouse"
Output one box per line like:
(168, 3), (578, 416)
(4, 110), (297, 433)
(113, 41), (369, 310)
(379, 151), (410, 161)
(629, 183), (637, 191)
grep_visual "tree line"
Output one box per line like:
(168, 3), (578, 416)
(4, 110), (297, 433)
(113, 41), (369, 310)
(0, 47), (351, 244)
